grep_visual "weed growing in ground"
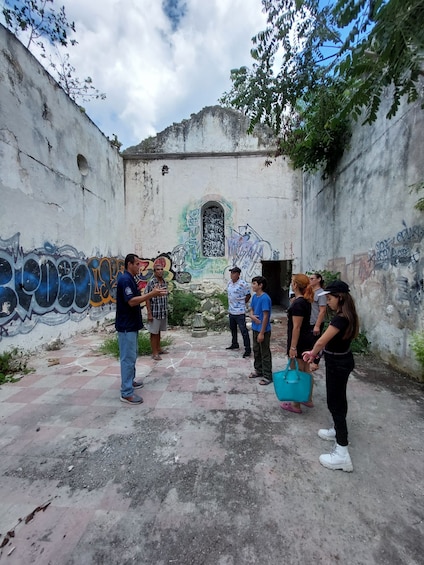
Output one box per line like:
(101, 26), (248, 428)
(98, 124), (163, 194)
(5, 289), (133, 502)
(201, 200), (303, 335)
(410, 331), (424, 375)
(100, 331), (173, 358)
(0, 348), (31, 384)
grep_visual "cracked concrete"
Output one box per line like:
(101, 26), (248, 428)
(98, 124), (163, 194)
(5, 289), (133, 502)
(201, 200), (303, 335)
(0, 310), (423, 564)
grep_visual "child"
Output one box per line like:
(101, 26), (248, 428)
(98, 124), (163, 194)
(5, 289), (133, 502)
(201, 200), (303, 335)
(249, 276), (272, 386)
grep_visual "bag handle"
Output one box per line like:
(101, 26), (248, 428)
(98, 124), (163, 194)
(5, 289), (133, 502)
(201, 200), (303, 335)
(286, 358), (299, 371)
(284, 357), (300, 383)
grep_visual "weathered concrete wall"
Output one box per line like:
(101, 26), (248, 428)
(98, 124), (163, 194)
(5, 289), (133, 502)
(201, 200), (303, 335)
(123, 106), (303, 286)
(0, 25), (126, 351)
(302, 93), (424, 379)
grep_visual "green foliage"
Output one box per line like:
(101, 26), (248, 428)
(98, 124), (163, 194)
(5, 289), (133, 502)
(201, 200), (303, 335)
(168, 289), (201, 327)
(215, 292), (229, 310)
(221, 0), (424, 175)
(410, 331), (424, 373)
(0, 348), (30, 384)
(2, 0), (105, 103)
(351, 332), (370, 355)
(306, 269), (341, 286)
(99, 332), (173, 359)
(3, 0), (76, 50)
(410, 180), (424, 211)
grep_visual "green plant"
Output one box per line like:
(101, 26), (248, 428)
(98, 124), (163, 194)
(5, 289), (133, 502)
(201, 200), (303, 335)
(215, 292), (229, 310)
(306, 269), (341, 287)
(351, 332), (370, 355)
(221, 0), (424, 175)
(99, 332), (173, 359)
(168, 289), (200, 327)
(0, 348), (30, 384)
(410, 331), (424, 373)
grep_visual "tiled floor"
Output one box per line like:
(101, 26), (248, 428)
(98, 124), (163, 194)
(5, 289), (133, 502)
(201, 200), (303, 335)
(0, 309), (423, 564)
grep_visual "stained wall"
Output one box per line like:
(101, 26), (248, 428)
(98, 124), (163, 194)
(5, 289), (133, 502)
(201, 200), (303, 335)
(302, 93), (424, 378)
(0, 25), (126, 350)
(123, 106), (303, 286)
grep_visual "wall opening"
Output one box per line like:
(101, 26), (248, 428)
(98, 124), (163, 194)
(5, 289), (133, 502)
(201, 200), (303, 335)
(77, 154), (89, 176)
(262, 260), (292, 308)
(202, 202), (225, 257)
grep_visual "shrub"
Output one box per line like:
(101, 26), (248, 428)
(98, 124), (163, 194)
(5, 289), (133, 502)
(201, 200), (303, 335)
(410, 331), (424, 374)
(351, 332), (370, 355)
(168, 289), (200, 326)
(0, 348), (30, 384)
(215, 292), (229, 310)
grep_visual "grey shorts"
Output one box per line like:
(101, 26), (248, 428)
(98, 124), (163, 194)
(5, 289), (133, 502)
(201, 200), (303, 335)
(149, 317), (167, 334)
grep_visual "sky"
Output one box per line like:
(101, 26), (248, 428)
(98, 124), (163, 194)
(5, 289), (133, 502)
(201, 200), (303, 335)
(48, 0), (268, 150)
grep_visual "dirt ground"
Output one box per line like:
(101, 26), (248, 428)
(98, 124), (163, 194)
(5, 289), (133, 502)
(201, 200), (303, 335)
(0, 314), (423, 564)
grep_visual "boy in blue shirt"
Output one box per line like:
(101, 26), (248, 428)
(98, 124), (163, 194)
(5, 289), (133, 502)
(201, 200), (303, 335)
(249, 276), (272, 385)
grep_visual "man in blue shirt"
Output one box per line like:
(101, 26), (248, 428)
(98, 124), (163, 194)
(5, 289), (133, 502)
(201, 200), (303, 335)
(115, 254), (166, 404)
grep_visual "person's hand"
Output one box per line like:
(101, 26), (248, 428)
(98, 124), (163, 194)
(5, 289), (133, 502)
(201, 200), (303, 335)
(302, 350), (315, 363)
(313, 326), (320, 336)
(310, 362), (319, 372)
(257, 331), (264, 343)
(289, 348), (297, 359)
(251, 315), (260, 324)
(151, 286), (167, 297)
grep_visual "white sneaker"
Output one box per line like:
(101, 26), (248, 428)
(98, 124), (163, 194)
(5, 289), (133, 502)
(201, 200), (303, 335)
(318, 427), (336, 441)
(319, 444), (353, 472)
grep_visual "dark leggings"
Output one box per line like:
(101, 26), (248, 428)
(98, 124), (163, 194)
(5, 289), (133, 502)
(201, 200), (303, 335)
(324, 353), (355, 446)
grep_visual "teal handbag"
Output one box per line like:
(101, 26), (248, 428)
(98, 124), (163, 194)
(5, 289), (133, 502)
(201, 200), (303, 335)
(273, 359), (312, 403)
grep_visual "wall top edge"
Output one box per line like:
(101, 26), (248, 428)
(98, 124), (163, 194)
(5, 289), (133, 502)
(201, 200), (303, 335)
(122, 150), (279, 161)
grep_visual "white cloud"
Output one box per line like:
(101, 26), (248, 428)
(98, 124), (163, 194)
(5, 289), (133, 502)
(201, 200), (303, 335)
(57, 0), (266, 148)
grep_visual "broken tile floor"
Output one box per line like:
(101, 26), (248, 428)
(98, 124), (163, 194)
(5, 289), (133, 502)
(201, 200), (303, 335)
(0, 309), (423, 564)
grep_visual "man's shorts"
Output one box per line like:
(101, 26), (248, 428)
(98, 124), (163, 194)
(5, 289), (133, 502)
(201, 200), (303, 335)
(149, 317), (167, 334)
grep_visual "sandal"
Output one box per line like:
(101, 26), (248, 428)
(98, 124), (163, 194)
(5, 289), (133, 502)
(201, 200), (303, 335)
(248, 372), (262, 379)
(301, 400), (314, 408)
(258, 378), (272, 386)
(151, 354), (162, 361)
(280, 402), (302, 414)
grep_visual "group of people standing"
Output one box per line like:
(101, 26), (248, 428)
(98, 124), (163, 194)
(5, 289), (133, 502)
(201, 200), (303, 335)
(227, 267), (359, 473)
(115, 255), (359, 473)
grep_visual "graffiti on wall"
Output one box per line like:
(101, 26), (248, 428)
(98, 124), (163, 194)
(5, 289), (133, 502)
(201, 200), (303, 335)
(327, 222), (423, 326)
(170, 198), (280, 282)
(0, 234), (174, 338)
(367, 222), (423, 310)
(227, 224), (276, 279)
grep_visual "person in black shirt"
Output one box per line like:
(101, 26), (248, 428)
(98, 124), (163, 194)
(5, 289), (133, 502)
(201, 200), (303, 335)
(115, 254), (166, 405)
(303, 280), (359, 472)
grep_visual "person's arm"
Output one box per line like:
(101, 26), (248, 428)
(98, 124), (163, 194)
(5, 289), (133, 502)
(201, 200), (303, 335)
(257, 310), (269, 343)
(313, 305), (326, 335)
(302, 325), (341, 363)
(289, 315), (303, 358)
(128, 287), (163, 308)
(245, 293), (251, 304)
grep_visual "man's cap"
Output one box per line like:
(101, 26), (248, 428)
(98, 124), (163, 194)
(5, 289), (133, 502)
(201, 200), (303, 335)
(317, 280), (350, 296)
(229, 267), (241, 274)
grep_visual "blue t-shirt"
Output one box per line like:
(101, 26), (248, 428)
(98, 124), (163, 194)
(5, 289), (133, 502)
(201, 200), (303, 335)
(115, 270), (143, 332)
(251, 292), (272, 332)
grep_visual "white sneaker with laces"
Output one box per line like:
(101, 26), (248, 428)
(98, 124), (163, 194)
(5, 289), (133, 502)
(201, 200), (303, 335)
(319, 443), (353, 472)
(318, 427), (336, 441)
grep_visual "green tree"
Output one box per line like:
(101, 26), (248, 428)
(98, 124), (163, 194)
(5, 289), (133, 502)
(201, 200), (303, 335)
(2, 0), (105, 103)
(221, 0), (424, 175)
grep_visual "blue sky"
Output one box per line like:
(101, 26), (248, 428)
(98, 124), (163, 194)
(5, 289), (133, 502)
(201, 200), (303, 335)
(5, 0), (267, 150)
